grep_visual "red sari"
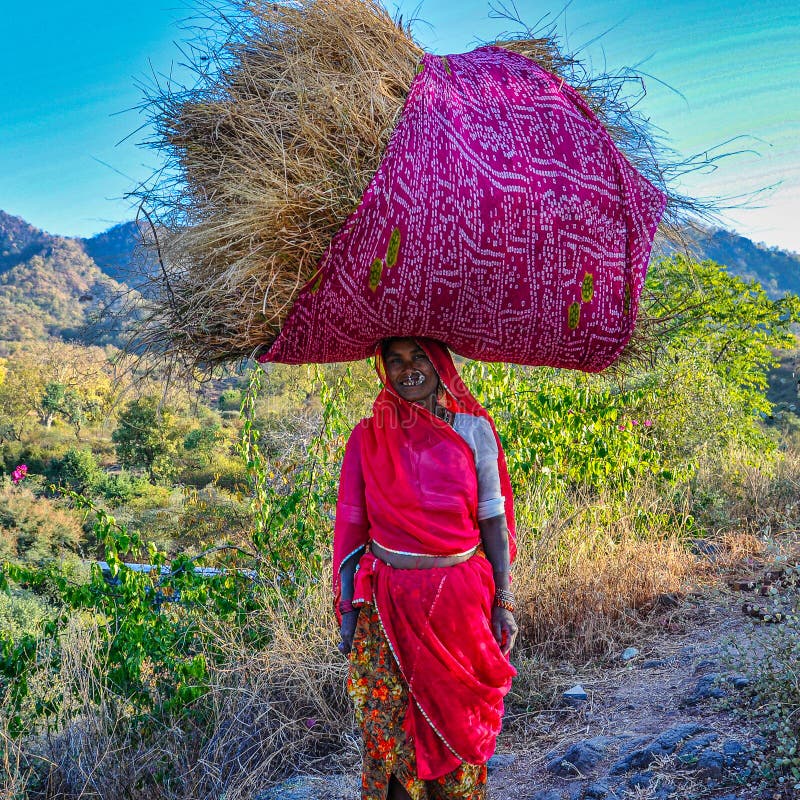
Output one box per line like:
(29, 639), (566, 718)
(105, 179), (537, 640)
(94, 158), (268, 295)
(333, 340), (516, 782)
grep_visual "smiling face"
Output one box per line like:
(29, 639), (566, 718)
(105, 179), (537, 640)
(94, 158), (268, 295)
(381, 338), (440, 411)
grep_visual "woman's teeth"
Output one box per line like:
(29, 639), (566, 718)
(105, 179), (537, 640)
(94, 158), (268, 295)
(400, 372), (425, 387)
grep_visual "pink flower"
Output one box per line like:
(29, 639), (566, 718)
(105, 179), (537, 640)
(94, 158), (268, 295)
(11, 464), (28, 485)
(618, 424), (626, 431)
(304, 717), (317, 729)
(643, 420), (653, 427)
(631, 419), (639, 426)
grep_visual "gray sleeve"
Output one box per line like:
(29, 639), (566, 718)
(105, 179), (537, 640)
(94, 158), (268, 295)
(454, 415), (505, 519)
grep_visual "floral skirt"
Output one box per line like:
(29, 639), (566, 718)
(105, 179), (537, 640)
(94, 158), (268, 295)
(347, 605), (488, 800)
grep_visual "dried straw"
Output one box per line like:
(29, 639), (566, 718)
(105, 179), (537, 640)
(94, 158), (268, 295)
(134, 0), (704, 373)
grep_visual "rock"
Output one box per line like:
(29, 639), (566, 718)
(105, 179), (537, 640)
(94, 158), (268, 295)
(584, 780), (611, 798)
(642, 658), (671, 668)
(621, 647), (639, 661)
(487, 753), (516, 774)
(731, 675), (750, 689)
(682, 673), (726, 706)
(677, 732), (719, 762)
(562, 684), (588, 702)
(696, 749), (725, 778)
(654, 592), (681, 608)
(653, 722), (705, 750)
(546, 736), (615, 776)
(691, 538), (720, 558)
(694, 658), (719, 672)
(627, 770), (653, 789)
(722, 739), (748, 765)
(609, 723), (703, 774)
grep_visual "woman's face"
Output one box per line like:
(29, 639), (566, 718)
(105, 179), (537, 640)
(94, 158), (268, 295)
(382, 338), (439, 409)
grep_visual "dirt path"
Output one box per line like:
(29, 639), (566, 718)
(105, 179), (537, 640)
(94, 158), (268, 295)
(489, 584), (779, 800)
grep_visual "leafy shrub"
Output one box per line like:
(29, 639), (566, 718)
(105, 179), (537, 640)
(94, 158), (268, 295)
(0, 485), (85, 567)
(50, 446), (101, 494)
(0, 589), (50, 638)
(95, 470), (154, 507)
(218, 388), (242, 411)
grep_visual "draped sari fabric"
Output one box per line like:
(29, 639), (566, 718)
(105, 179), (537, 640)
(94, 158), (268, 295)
(333, 339), (517, 779)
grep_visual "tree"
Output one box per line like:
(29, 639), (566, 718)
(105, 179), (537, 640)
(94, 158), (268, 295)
(39, 382), (66, 428)
(183, 423), (223, 467)
(112, 396), (180, 480)
(0, 357), (32, 441)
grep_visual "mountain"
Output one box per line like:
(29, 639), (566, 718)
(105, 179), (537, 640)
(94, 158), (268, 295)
(0, 210), (54, 273)
(684, 227), (800, 299)
(82, 221), (158, 288)
(655, 226), (800, 299)
(0, 212), (136, 347)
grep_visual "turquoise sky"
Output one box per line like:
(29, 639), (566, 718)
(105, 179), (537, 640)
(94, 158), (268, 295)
(1, 0), (798, 251)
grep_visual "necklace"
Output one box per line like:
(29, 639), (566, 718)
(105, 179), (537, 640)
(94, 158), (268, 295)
(434, 404), (454, 426)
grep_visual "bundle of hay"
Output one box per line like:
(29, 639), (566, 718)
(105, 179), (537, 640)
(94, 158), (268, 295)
(136, 0), (692, 372)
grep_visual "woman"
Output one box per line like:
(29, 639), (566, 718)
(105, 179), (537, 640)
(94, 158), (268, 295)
(333, 337), (518, 800)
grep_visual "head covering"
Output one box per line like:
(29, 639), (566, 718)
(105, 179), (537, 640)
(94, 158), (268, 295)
(261, 46), (667, 370)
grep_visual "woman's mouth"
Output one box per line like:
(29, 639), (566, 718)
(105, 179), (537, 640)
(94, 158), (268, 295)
(399, 371), (425, 387)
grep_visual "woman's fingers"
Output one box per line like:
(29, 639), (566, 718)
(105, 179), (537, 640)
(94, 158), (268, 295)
(492, 620), (503, 648)
(499, 613), (518, 656)
(492, 607), (518, 655)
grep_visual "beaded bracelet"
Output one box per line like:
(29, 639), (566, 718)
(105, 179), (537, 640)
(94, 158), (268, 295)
(493, 587), (516, 612)
(339, 599), (356, 615)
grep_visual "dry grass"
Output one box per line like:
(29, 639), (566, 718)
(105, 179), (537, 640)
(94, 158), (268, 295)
(137, 0), (422, 371)
(692, 443), (800, 536)
(9, 582), (355, 800)
(512, 482), (698, 659)
(133, 0), (696, 374)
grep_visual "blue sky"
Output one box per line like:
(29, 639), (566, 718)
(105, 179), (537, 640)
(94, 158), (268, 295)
(1, 0), (798, 251)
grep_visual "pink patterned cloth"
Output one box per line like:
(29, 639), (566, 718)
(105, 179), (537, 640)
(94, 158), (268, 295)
(261, 46), (667, 370)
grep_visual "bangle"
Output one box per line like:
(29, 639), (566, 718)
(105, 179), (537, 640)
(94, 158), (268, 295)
(493, 588), (515, 613)
(339, 600), (356, 615)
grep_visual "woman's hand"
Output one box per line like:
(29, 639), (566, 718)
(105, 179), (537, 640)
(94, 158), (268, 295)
(338, 609), (360, 656)
(491, 606), (518, 656)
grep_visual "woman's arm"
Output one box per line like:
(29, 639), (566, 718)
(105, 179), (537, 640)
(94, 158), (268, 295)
(479, 513), (518, 656)
(334, 425), (369, 655)
(338, 547), (364, 655)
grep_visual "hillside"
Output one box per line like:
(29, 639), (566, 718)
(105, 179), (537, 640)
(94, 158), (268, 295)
(82, 221), (158, 288)
(0, 210), (54, 273)
(683, 227), (800, 299)
(0, 212), (137, 347)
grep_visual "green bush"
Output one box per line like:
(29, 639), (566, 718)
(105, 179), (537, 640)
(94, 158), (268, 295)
(95, 470), (153, 507)
(0, 486), (85, 567)
(0, 589), (50, 638)
(218, 388), (242, 412)
(50, 447), (101, 494)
